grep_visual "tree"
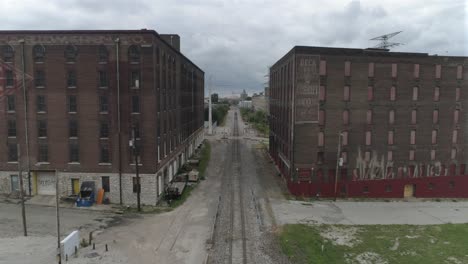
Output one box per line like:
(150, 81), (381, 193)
(211, 93), (219, 103)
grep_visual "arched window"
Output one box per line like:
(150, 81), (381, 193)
(2, 45), (14, 62)
(65, 45), (78, 62)
(33, 45), (45, 62)
(98, 45), (108, 63)
(128, 45), (140, 62)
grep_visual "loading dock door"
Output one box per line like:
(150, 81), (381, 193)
(37, 172), (56, 195)
(404, 184), (414, 198)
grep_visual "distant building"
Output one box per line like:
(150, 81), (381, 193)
(252, 92), (268, 114)
(269, 46), (468, 199)
(239, 100), (252, 109)
(240, 89), (248, 100)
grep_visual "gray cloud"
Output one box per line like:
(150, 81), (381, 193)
(1, 0), (466, 96)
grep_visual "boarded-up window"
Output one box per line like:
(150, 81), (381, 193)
(388, 131), (394, 145)
(431, 149), (436, 160)
(391, 63), (397, 78)
(365, 131), (371, 145)
(432, 130), (437, 144)
(342, 131), (348, 146)
(435, 64), (441, 79)
(320, 60), (327, 76)
(368, 62), (374, 77)
(433, 110), (439, 124)
(457, 65), (463, 80)
(366, 110), (372, 124)
(318, 132), (324, 146)
(434, 87), (440, 101)
(367, 86), (374, 101)
(341, 151), (348, 163)
(319, 110), (325, 125)
(409, 150), (415, 161)
(344, 61), (351, 76)
(343, 86), (350, 101)
(319, 86), (326, 101)
(389, 110), (395, 124)
(414, 64), (420, 78)
(411, 110), (417, 124)
(364, 151), (371, 162)
(412, 86), (418, 101)
(343, 110), (349, 125)
(454, 110), (460, 124)
(452, 130), (458, 144)
(451, 148), (457, 159)
(390, 86), (396, 101)
(456, 87), (461, 101)
(387, 151), (393, 161)
(410, 130), (416, 145)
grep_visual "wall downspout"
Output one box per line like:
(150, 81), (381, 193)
(115, 38), (123, 205)
(19, 40), (32, 195)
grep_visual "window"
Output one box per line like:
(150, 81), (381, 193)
(428, 183), (435, 190)
(132, 123), (141, 139)
(343, 86), (350, 101)
(451, 148), (457, 159)
(433, 87), (440, 101)
(98, 45), (108, 63)
(7, 95), (15, 112)
(35, 70), (45, 87)
(38, 144), (48, 162)
(431, 149), (436, 160)
(390, 86), (396, 101)
(365, 131), (371, 145)
(449, 181), (455, 189)
(317, 152), (324, 164)
(410, 130), (416, 145)
(130, 70), (140, 88)
(6, 70), (14, 87)
(99, 95), (109, 112)
(2, 45), (14, 62)
(132, 177), (140, 193)
(67, 71), (77, 87)
(432, 130), (438, 144)
(368, 62), (374, 77)
(411, 110), (417, 124)
(414, 64), (420, 78)
(388, 131), (394, 145)
(385, 185), (392, 192)
(341, 151), (348, 164)
(38, 120), (47, 138)
(454, 110), (460, 124)
(8, 119), (16, 137)
(10, 175), (19, 192)
(319, 110), (325, 125)
(318, 132), (324, 146)
(36, 95), (46, 112)
(65, 45), (77, 62)
(100, 143), (110, 163)
(8, 143), (18, 162)
(68, 95), (77, 113)
(342, 131), (348, 146)
(388, 110), (395, 125)
(342, 110), (349, 125)
(101, 176), (110, 192)
(452, 130), (458, 144)
(319, 60), (326, 76)
(367, 86), (374, 101)
(129, 45), (140, 63)
(412, 87), (418, 101)
(99, 71), (108, 87)
(391, 63), (397, 78)
(435, 64), (441, 79)
(319, 86), (326, 101)
(366, 109), (372, 124)
(100, 120), (109, 138)
(344, 61), (351, 76)
(387, 151), (393, 161)
(69, 143), (79, 162)
(456, 87), (461, 101)
(457, 65), (463, 80)
(433, 110), (439, 124)
(33, 45), (45, 62)
(409, 150), (415, 161)
(69, 119), (78, 138)
(363, 186), (369, 193)
(131, 95), (140, 113)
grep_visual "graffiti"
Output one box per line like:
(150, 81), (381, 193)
(355, 148), (393, 180)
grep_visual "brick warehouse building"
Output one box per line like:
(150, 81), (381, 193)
(0, 30), (205, 205)
(269, 46), (468, 198)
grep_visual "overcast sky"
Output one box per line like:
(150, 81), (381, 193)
(2, 0), (467, 96)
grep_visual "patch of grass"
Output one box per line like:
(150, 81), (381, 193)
(279, 224), (468, 264)
(168, 184), (195, 208)
(198, 141), (211, 180)
(123, 206), (172, 214)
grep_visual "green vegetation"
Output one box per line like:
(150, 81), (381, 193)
(240, 108), (269, 136)
(205, 104), (230, 127)
(198, 141), (211, 180)
(279, 224), (468, 264)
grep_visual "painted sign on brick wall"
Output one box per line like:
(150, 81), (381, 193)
(295, 54), (320, 123)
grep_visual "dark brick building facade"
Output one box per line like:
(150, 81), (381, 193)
(0, 30), (204, 205)
(269, 46), (468, 198)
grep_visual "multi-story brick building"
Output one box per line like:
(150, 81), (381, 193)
(0, 30), (205, 205)
(269, 46), (468, 198)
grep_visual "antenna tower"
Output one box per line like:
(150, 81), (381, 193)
(370, 31), (403, 49)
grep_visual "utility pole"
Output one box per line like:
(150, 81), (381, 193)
(208, 75), (213, 135)
(131, 126), (141, 212)
(55, 170), (62, 264)
(17, 144), (27, 236)
(334, 132), (343, 202)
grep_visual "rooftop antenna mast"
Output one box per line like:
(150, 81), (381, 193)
(370, 31), (403, 50)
